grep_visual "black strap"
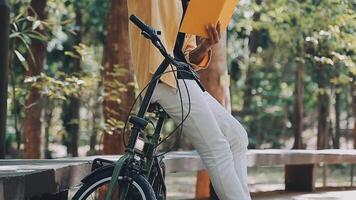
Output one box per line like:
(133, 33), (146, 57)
(173, 0), (188, 62)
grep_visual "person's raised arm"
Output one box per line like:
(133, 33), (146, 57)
(186, 22), (221, 69)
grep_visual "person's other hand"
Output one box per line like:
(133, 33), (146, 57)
(199, 21), (221, 51)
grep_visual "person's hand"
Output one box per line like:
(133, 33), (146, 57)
(188, 22), (221, 65)
(199, 21), (221, 51)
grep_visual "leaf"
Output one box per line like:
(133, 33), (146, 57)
(32, 20), (41, 30)
(9, 32), (21, 39)
(12, 22), (18, 32)
(64, 51), (80, 59)
(14, 50), (29, 71)
(14, 11), (25, 22)
(26, 16), (35, 22)
(14, 50), (25, 62)
(350, 66), (356, 75)
(27, 31), (47, 41)
(17, 34), (36, 67)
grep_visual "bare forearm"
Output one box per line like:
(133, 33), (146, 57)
(189, 22), (221, 65)
(188, 44), (210, 65)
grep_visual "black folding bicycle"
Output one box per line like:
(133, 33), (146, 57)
(72, 14), (200, 200)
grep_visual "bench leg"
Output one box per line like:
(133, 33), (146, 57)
(195, 170), (210, 199)
(285, 164), (316, 192)
(31, 190), (68, 200)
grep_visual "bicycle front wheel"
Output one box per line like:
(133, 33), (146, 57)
(72, 169), (157, 200)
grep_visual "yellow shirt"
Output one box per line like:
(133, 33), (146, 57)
(127, 0), (211, 90)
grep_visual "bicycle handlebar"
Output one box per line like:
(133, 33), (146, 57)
(129, 14), (193, 71)
(129, 15), (160, 41)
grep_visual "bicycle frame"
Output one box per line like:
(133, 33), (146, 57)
(105, 58), (171, 200)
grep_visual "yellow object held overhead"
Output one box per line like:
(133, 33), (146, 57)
(180, 0), (240, 38)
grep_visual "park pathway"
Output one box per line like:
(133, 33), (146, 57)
(253, 190), (356, 200)
(176, 190), (356, 199)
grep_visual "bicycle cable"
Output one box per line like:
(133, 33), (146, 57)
(153, 63), (190, 155)
(121, 68), (192, 149)
(156, 64), (189, 144)
(154, 68), (191, 158)
(120, 35), (193, 157)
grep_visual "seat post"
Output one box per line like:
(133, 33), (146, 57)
(143, 108), (166, 160)
(152, 108), (167, 142)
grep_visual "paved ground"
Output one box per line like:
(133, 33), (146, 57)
(174, 190), (356, 200)
(165, 171), (356, 200)
(253, 190), (356, 200)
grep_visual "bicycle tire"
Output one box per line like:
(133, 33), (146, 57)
(72, 169), (157, 200)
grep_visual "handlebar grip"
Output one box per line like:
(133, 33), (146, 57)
(129, 14), (155, 35)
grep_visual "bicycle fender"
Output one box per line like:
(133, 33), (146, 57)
(81, 164), (114, 184)
(105, 153), (131, 200)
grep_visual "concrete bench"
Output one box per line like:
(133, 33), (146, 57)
(1, 149), (356, 199)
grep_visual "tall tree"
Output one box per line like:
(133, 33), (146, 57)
(244, 0), (263, 147)
(62, 3), (82, 157)
(196, 32), (230, 199)
(43, 98), (53, 158)
(243, 0), (262, 113)
(352, 78), (356, 149)
(102, 0), (134, 155)
(316, 62), (330, 150)
(23, 0), (47, 159)
(333, 64), (341, 149)
(0, 0), (10, 159)
(293, 45), (304, 149)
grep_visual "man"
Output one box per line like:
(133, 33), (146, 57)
(127, 1), (251, 199)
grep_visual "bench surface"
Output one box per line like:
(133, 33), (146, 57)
(1, 149), (356, 199)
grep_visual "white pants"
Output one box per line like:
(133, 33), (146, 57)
(151, 79), (251, 200)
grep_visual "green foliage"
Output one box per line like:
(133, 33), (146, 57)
(10, 7), (48, 70)
(24, 72), (85, 100)
(228, 0), (356, 148)
(5, 0), (356, 156)
(6, 0), (110, 157)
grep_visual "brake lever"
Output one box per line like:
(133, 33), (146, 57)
(141, 31), (151, 40)
(141, 29), (161, 38)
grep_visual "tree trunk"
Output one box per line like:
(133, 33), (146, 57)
(89, 103), (100, 154)
(69, 6), (82, 157)
(24, 0), (47, 159)
(243, 0), (262, 113)
(316, 64), (330, 150)
(8, 39), (22, 154)
(243, 29), (258, 113)
(0, 0), (10, 159)
(352, 80), (356, 149)
(62, 6), (82, 157)
(88, 86), (102, 155)
(43, 97), (52, 158)
(102, 0), (134, 155)
(292, 48), (304, 149)
(351, 75), (356, 187)
(244, 0), (262, 148)
(62, 96), (80, 156)
(333, 65), (341, 149)
(196, 33), (230, 199)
